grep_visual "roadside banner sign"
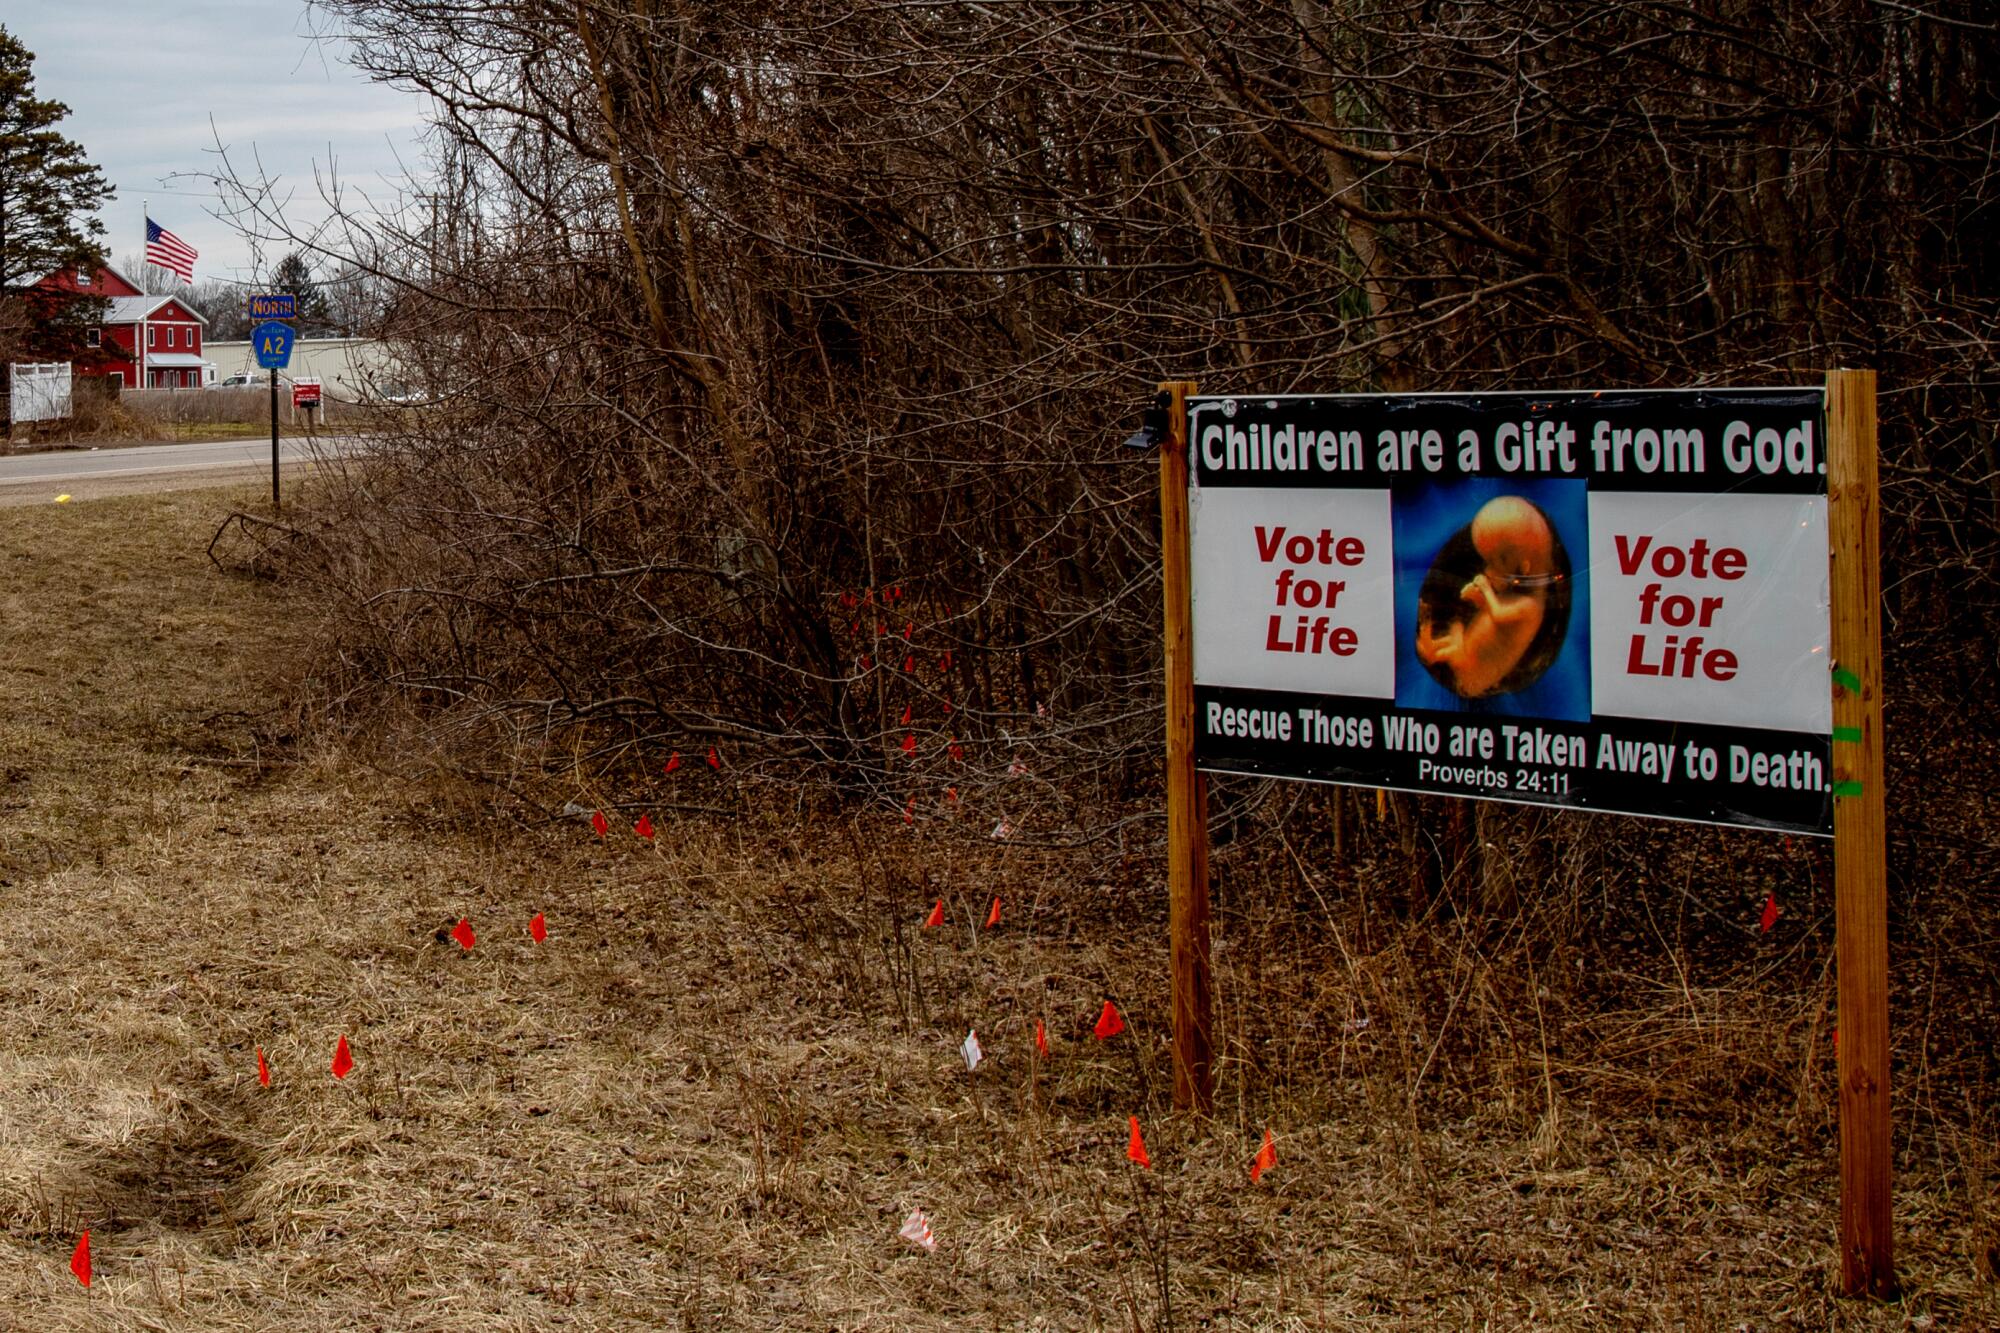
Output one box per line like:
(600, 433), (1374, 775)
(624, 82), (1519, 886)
(1154, 374), (1889, 1296)
(252, 321), (296, 371)
(292, 379), (322, 408)
(1184, 387), (1832, 835)
(247, 292), (297, 321)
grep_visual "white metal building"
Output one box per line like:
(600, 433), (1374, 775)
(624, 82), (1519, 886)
(203, 337), (407, 402)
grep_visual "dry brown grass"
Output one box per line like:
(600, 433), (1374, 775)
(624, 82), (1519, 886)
(0, 487), (1992, 1329)
(8, 384), (384, 452)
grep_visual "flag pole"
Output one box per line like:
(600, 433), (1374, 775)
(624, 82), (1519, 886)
(139, 200), (149, 387)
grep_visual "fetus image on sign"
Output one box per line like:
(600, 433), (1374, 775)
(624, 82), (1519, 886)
(1414, 496), (1573, 698)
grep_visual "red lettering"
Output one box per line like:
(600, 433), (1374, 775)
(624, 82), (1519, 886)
(1256, 527), (1367, 566)
(1626, 633), (1658, 676)
(1617, 533), (1748, 580)
(1266, 615), (1357, 656)
(1627, 633), (1737, 680)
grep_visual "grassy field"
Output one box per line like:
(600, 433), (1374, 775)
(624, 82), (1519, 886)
(0, 487), (1992, 1329)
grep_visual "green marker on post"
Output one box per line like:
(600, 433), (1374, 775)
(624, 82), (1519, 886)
(1832, 664), (1864, 788)
(1832, 669), (1865, 790)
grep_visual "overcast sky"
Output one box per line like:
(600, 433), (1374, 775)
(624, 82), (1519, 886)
(7, 1), (431, 285)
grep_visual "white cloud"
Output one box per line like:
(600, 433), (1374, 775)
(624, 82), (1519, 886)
(6, 1), (430, 277)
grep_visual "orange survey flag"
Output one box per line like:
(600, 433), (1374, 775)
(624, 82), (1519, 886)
(1251, 1128), (1277, 1182)
(1126, 1116), (1151, 1169)
(923, 898), (945, 929)
(70, 1230), (91, 1286)
(331, 1035), (354, 1080)
(1094, 1000), (1124, 1040)
(984, 897), (1001, 929)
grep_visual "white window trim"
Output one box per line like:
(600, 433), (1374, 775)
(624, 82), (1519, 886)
(87, 329), (101, 347)
(147, 325), (156, 348)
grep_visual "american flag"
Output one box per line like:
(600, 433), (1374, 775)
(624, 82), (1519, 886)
(145, 217), (197, 283)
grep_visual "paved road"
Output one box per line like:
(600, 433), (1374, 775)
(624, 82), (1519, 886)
(0, 435), (366, 505)
(0, 435), (361, 484)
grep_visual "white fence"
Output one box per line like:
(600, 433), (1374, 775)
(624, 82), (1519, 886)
(9, 362), (73, 424)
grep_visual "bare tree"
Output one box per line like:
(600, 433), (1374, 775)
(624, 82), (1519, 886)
(266, 0), (1991, 793)
(186, 0), (1997, 1164)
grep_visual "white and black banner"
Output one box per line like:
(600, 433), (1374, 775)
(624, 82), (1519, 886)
(1187, 388), (1833, 835)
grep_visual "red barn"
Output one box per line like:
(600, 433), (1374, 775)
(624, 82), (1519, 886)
(30, 264), (209, 389)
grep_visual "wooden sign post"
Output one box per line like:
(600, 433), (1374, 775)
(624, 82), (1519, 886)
(1158, 379), (1214, 1114)
(1826, 368), (1893, 1297)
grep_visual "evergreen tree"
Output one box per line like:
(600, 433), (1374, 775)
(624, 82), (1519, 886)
(0, 25), (112, 291)
(271, 252), (330, 333)
(0, 26), (112, 419)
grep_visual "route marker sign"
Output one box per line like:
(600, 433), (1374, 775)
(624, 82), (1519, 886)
(252, 321), (296, 370)
(247, 292), (297, 321)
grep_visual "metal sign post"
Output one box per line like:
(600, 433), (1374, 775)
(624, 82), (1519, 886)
(250, 318), (296, 510)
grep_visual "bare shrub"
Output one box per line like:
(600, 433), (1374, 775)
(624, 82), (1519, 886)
(252, 0), (2000, 1135)
(122, 387), (278, 427)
